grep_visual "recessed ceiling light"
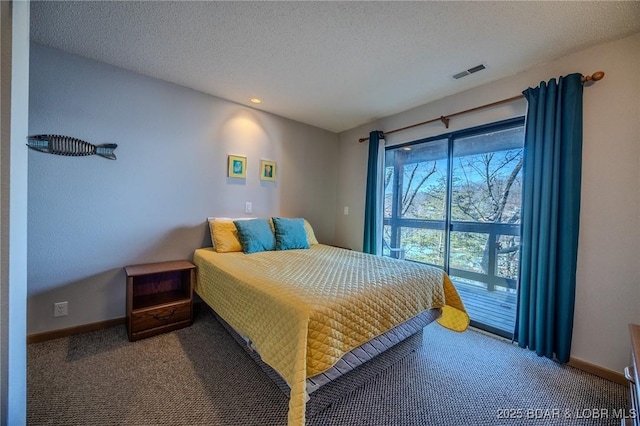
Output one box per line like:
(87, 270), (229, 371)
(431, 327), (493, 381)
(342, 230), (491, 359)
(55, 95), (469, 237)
(402, 147), (412, 151)
(250, 98), (262, 104)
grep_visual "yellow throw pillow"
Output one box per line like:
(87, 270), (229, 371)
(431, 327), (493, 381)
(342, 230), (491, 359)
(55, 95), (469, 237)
(211, 220), (243, 253)
(304, 219), (319, 245)
(208, 217), (255, 250)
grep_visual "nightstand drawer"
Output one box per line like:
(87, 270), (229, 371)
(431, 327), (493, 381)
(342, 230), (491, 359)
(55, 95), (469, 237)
(130, 301), (191, 333)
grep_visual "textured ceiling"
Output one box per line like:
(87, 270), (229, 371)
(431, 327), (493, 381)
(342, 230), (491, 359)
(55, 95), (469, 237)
(30, 1), (640, 133)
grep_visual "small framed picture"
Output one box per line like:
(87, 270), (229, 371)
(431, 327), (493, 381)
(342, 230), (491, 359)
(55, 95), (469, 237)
(228, 155), (247, 178)
(260, 160), (276, 181)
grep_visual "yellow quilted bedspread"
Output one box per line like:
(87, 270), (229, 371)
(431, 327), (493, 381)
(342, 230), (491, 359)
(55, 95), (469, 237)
(193, 245), (468, 426)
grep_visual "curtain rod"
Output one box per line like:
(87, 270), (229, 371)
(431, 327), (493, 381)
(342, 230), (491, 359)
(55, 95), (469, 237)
(358, 71), (605, 143)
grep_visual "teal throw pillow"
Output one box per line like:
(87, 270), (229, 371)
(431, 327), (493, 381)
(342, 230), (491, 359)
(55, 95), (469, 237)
(233, 219), (275, 254)
(272, 217), (310, 250)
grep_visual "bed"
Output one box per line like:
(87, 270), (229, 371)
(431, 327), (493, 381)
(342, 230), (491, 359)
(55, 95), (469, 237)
(193, 231), (468, 426)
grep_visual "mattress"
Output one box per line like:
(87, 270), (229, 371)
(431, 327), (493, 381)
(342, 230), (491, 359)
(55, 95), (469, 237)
(193, 244), (468, 426)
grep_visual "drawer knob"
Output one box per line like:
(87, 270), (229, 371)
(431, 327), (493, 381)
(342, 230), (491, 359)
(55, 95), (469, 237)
(153, 308), (177, 321)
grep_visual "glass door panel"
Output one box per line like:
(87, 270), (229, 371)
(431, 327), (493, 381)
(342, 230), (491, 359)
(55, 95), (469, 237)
(449, 126), (523, 337)
(383, 139), (448, 262)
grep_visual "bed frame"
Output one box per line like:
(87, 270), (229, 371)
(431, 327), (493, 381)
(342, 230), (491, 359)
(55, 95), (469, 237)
(210, 306), (441, 417)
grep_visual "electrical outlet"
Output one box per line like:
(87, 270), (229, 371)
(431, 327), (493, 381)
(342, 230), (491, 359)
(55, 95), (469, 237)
(344, 206), (349, 215)
(54, 301), (68, 317)
(245, 202), (252, 214)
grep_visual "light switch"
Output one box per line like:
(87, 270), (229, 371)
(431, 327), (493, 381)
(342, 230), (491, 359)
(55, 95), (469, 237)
(245, 202), (252, 214)
(343, 206), (349, 215)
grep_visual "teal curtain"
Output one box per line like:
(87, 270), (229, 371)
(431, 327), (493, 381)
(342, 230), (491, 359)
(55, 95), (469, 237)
(517, 73), (583, 363)
(363, 131), (384, 254)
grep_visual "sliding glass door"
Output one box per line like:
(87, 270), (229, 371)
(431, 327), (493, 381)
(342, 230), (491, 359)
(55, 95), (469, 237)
(383, 118), (524, 338)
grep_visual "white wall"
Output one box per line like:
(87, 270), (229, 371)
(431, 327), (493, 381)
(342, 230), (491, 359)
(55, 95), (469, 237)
(28, 44), (339, 335)
(335, 33), (640, 374)
(1, 1), (29, 424)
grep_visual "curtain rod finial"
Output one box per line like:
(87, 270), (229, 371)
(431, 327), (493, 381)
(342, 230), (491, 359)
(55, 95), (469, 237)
(583, 71), (605, 83)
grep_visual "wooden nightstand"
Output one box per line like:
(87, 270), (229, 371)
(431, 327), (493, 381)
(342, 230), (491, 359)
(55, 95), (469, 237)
(125, 260), (195, 342)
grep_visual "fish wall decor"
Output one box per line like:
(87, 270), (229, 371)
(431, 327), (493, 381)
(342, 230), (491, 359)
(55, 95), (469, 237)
(27, 134), (118, 160)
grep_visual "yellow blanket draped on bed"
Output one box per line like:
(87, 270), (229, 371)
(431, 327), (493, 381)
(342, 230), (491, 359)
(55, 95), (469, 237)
(194, 244), (468, 426)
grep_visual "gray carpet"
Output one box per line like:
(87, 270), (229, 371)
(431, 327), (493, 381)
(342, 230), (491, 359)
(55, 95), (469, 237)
(28, 308), (629, 425)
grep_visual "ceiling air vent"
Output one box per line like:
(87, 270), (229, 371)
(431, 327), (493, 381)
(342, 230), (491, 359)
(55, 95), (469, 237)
(453, 64), (486, 80)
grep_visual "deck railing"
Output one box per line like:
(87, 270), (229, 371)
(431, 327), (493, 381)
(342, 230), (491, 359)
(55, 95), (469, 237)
(384, 218), (520, 292)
